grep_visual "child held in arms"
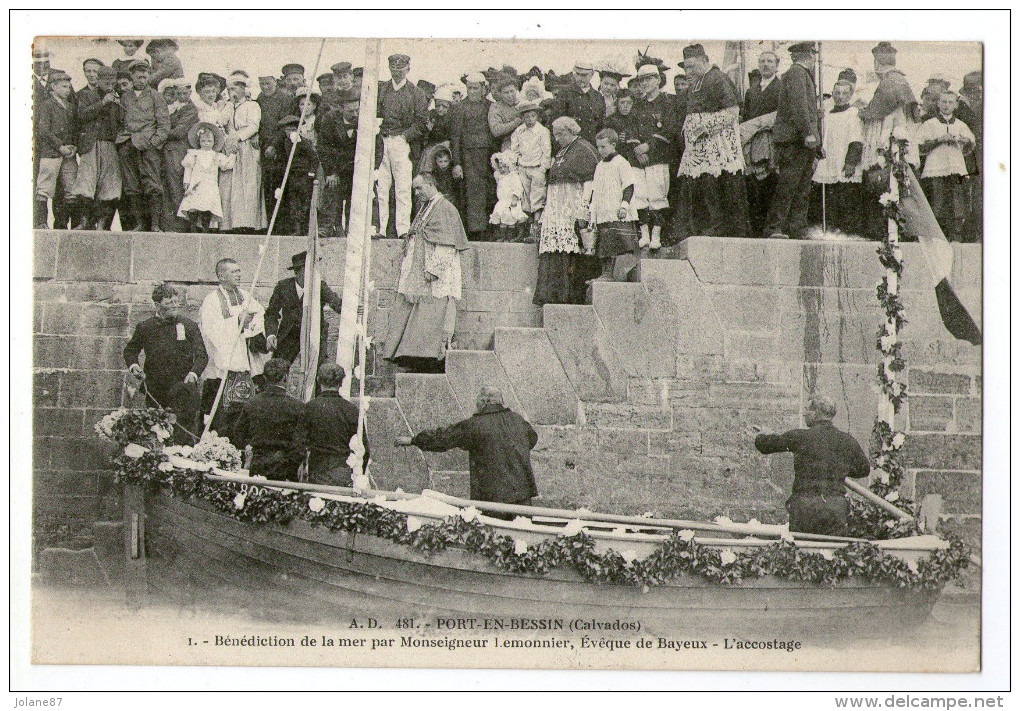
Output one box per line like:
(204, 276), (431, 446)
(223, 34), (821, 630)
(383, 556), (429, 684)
(584, 128), (639, 282)
(178, 122), (234, 232)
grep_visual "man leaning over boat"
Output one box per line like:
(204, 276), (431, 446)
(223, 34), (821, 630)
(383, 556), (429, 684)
(395, 386), (538, 517)
(754, 396), (870, 536)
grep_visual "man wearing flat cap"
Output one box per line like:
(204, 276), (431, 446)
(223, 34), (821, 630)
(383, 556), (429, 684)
(33, 69), (78, 229)
(145, 38), (184, 90)
(331, 62), (355, 93)
(256, 74), (291, 215)
(282, 63), (306, 96)
(397, 386), (539, 511)
(762, 42), (821, 240)
(68, 62), (123, 230)
(858, 41), (919, 239)
(754, 395), (869, 536)
(376, 53), (429, 238)
(676, 43), (751, 238)
(117, 59), (171, 231)
(547, 61), (606, 144)
(265, 251), (344, 366)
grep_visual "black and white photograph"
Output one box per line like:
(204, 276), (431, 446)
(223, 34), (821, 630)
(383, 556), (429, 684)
(10, 8), (1009, 701)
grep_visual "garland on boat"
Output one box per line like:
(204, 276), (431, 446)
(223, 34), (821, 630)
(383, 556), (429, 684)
(96, 408), (969, 592)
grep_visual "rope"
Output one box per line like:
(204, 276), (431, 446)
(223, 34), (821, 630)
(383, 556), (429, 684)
(139, 380), (200, 444)
(201, 38), (328, 438)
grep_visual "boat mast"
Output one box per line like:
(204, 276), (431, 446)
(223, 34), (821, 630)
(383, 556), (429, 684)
(335, 38), (382, 398)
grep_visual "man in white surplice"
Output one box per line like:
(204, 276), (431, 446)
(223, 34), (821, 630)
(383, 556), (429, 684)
(199, 257), (270, 429)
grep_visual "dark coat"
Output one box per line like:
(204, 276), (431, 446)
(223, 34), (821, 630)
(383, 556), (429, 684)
(317, 111), (358, 180)
(231, 385), (306, 481)
(755, 422), (870, 496)
(35, 94), (76, 159)
(303, 391), (369, 485)
(449, 98), (496, 233)
(771, 63), (819, 146)
(547, 85), (606, 144)
(123, 315), (207, 403)
(412, 404), (539, 504)
(75, 85), (120, 154)
(264, 276), (344, 364)
(257, 91), (293, 159)
(742, 76), (781, 122)
(632, 92), (682, 166)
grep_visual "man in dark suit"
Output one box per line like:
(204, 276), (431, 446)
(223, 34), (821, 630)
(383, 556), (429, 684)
(230, 358), (306, 481)
(754, 396), (870, 536)
(302, 364), (369, 486)
(317, 89), (361, 233)
(546, 61), (606, 144)
(123, 282), (207, 440)
(265, 251), (344, 366)
(742, 51), (783, 236)
(762, 42), (820, 239)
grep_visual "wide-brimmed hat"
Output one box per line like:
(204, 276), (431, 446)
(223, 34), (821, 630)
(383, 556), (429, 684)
(288, 251), (308, 270)
(188, 121), (225, 150)
(433, 84), (456, 103)
(573, 61), (595, 72)
(516, 100), (542, 114)
(146, 38), (179, 54)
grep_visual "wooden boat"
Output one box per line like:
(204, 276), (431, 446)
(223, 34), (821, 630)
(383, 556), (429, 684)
(124, 474), (948, 633)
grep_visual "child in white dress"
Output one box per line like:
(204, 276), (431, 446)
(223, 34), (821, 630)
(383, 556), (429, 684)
(488, 151), (528, 241)
(178, 122), (234, 232)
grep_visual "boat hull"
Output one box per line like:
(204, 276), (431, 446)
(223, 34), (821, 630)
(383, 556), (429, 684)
(136, 491), (942, 632)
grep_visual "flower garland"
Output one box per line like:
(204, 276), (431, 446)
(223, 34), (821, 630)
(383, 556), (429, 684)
(871, 136), (912, 499)
(103, 410), (969, 593)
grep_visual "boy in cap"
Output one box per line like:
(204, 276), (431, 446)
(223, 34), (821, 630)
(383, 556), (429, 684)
(547, 60), (605, 144)
(281, 63), (306, 96)
(763, 41), (821, 240)
(376, 53), (429, 237)
(116, 59), (171, 231)
(34, 69), (78, 229)
(145, 38), (184, 90)
(509, 100), (552, 239)
(69, 64), (122, 229)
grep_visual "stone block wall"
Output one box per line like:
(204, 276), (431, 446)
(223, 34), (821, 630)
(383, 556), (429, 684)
(32, 231), (982, 557)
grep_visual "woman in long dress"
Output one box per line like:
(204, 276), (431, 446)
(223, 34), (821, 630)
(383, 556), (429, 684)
(219, 75), (267, 233)
(533, 116), (599, 305)
(384, 173), (470, 373)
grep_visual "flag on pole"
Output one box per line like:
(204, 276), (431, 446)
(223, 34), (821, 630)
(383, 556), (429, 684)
(298, 181), (323, 402)
(897, 169), (982, 345)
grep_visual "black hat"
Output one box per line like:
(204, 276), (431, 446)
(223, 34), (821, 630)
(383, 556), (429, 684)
(682, 44), (708, 60)
(146, 38), (179, 54)
(197, 72), (226, 93)
(788, 42), (817, 55)
(388, 54), (411, 69)
(282, 63), (305, 77)
(317, 73), (334, 84)
(872, 42), (897, 58)
(417, 79), (436, 95)
(838, 67), (858, 84)
(288, 251), (308, 270)
(277, 114), (301, 128)
(331, 62), (353, 75)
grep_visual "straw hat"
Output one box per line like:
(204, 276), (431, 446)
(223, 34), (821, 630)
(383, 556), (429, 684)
(188, 121), (225, 151)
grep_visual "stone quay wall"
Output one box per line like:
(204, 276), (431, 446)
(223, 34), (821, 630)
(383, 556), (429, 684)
(31, 231), (982, 561)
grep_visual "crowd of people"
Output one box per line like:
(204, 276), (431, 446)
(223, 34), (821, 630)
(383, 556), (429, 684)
(34, 38), (983, 306)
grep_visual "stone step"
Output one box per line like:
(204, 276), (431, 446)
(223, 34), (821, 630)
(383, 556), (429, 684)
(444, 349), (528, 419)
(541, 304), (627, 403)
(493, 327), (578, 426)
(393, 374), (469, 472)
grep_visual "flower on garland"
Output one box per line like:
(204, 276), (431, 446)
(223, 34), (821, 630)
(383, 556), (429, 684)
(308, 496), (326, 512)
(233, 491), (247, 510)
(190, 432), (242, 471)
(561, 519), (584, 536)
(157, 461), (174, 473)
(123, 443), (147, 458)
(719, 549), (737, 566)
(513, 539), (529, 555)
(406, 515), (423, 533)
(678, 529), (695, 542)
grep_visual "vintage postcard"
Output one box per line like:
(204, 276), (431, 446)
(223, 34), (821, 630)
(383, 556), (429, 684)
(11, 9), (1009, 696)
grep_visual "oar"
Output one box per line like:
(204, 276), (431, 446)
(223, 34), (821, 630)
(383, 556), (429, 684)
(844, 478), (914, 522)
